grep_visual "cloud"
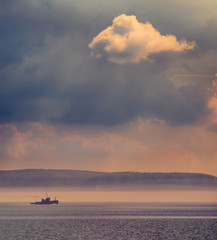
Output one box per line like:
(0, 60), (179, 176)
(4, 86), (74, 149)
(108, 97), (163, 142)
(207, 75), (217, 132)
(89, 14), (196, 63)
(1, 121), (217, 175)
(0, 1), (215, 127)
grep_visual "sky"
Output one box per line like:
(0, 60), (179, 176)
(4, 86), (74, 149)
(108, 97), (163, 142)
(0, 0), (217, 175)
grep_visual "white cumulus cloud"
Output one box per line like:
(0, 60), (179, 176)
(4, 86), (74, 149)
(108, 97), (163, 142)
(89, 14), (196, 64)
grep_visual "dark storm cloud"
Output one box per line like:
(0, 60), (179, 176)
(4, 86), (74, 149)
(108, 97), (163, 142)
(207, 123), (217, 133)
(0, 0), (215, 126)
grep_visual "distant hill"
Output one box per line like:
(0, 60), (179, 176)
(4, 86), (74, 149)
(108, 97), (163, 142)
(0, 169), (216, 190)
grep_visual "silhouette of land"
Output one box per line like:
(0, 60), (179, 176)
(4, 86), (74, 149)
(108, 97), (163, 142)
(0, 169), (216, 190)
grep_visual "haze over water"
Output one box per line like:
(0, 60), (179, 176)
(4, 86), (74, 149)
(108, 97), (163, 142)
(0, 188), (217, 203)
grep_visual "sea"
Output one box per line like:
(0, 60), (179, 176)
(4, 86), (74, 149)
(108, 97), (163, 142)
(0, 202), (216, 240)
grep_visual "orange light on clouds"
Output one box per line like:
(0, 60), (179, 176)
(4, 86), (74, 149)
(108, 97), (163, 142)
(0, 120), (217, 176)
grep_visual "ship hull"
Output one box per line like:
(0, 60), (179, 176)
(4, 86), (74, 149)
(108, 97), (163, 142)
(31, 200), (58, 205)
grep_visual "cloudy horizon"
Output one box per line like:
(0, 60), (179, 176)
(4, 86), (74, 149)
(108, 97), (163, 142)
(1, 0), (217, 176)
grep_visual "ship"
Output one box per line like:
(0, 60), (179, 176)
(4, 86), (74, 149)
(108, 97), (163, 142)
(31, 196), (59, 205)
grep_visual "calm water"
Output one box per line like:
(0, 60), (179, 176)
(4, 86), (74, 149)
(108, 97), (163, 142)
(0, 202), (216, 240)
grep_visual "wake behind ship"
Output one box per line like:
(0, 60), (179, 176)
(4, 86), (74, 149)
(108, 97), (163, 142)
(31, 196), (59, 205)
